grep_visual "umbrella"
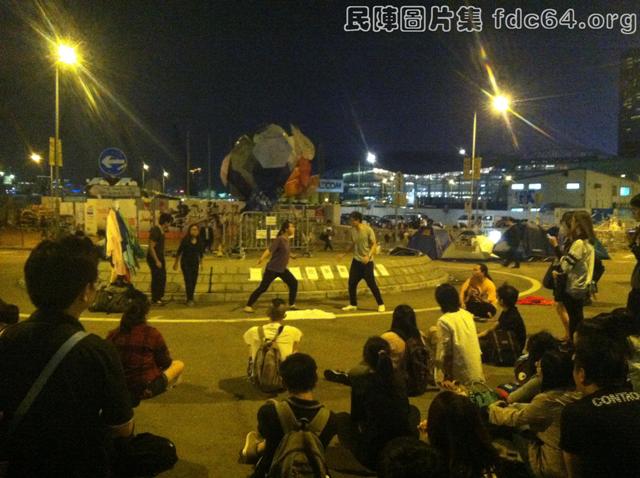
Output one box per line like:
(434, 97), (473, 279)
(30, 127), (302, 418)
(220, 154), (230, 186)
(290, 124), (315, 161)
(226, 135), (257, 200)
(252, 124), (293, 169)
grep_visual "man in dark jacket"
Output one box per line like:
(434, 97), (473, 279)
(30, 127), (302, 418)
(502, 217), (522, 268)
(629, 194), (640, 318)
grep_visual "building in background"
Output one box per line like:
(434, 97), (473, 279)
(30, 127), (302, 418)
(620, 48), (640, 158)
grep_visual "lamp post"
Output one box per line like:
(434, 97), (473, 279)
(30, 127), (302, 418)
(358, 151), (376, 204)
(466, 94), (511, 227)
(142, 162), (149, 189)
(54, 43), (78, 198)
(162, 169), (169, 193)
(30, 153), (42, 164)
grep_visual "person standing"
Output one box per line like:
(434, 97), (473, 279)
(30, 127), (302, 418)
(199, 220), (214, 253)
(548, 210), (595, 342)
(173, 224), (203, 306)
(501, 217), (522, 268)
(244, 221), (298, 313)
(340, 211), (385, 312)
(147, 213), (172, 306)
(628, 194), (640, 317)
(321, 219), (334, 251)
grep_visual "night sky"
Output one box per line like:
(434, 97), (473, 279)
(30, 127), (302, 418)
(1, 0), (639, 189)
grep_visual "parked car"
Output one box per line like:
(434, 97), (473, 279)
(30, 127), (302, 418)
(456, 214), (494, 228)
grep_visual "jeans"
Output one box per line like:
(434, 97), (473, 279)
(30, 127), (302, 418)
(247, 268), (298, 306)
(348, 259), (384, 306)
(147, 256), (166, 302)
(181, 261), (199, 301)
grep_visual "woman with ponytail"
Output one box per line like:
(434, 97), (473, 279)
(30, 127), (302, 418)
(244, 220), (298, 313)
(107, 289), (184, 404)
(343, 336), (419, 472)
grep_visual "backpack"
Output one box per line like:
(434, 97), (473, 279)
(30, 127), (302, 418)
(487, 329), (520, 366)
(89, 283), (138, 313)
(267, 400), (331, 478)
(252, 325), (285, 393)
(404, 335), (433, 396)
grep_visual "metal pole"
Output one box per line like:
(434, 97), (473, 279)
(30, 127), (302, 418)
(54, 64), (60, 224)
(468, 111), (477, 228)
(207, 133), (212, 199)
(142, 164), (145, 189)
(186, 131), (191, 197)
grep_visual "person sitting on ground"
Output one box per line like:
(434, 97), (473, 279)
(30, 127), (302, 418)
(560, 333), (640, 478)
(241, 353), (338, 478)
(489, 350), (581, 478)
(381, 304), (432, 394)
(478, 283), (527, 361)
(107, 289), (185, 405)
(377, 436), (446, 478)
(428, 283), (485, 385)
(339, 336), (420, 472)
(507, 331), (560, 404)
(0, 298), (19, 333)
(460, 263), (498, 319)
(420, 390), (499, 478)
(243, 298), (302, 375)
(0, 236), (134, 477)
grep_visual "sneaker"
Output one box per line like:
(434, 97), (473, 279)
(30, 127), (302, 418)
(186, 300), (195, 307)
(152, 299), (166, 307)
(324, 369), (350, 386)
(243, 306), (255, 313)
(289, 304), (299, 310)
(240, 431), (261, 465)
(377, 304), (386, 313)
(341, 305), (357, 311)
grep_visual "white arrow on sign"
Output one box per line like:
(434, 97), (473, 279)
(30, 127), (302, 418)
(102, 156), (126, 167)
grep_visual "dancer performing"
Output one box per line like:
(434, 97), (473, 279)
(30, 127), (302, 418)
(244, 221), (298, 313)
(340, 211), (385, 312)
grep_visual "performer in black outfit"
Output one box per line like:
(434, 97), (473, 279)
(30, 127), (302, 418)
(174, 224), (204, 306)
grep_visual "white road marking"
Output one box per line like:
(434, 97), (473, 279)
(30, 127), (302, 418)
(16, 266), (541, 324)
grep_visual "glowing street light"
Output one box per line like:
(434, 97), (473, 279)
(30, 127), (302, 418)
(142, 162), (149, 188)
(57, 43), (78, 65)
(491, 94), (510, 113)
(366, 152), (377, 164)
(162, 169), (169, 193)
(458, 148), (466, 156)
(30, 153), (42, 164)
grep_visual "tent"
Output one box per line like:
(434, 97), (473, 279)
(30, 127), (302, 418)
(407, 228), (452, 259)
(492, 223), (555, 261)
(441, 230), (494, 260)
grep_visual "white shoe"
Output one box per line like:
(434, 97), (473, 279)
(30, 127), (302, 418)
(378, 305), (386, 313)
(341, 305), (358, 311)
(243, 306), (255, 313)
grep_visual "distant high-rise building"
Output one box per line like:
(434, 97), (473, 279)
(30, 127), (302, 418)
(620, 48), (640, 158)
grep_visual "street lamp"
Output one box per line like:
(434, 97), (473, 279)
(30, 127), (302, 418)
(30, 153), (42, 164)
(358, 151), (376, 203)
(53, 41), (79, 200)
(366, 152), (376, 164)
(142, 162), (149, 188)
(466, 93), (512, 227)
(162, 169), (169, 193)
(458, 148), (466, 156)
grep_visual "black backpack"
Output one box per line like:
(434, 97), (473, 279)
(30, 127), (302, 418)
(89, 283), (139, 314)
(404, 335), (433, 396)
(487, 329), (519, 366)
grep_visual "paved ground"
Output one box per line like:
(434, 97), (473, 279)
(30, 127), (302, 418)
(0, 249), (636, 477)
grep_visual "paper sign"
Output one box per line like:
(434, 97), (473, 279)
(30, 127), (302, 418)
(266, 216), (277, 226)
(320, 265), (334, 279)
(249, 268), (263, 282)
(337, 265), (349, 279)
(305, 267), (319, 280)
(376, 264), (390, 276)
(289, 267), (303, 280)
(255, 229), (267, 240)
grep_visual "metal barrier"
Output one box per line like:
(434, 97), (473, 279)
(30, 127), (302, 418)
(238, 207), (315, 255)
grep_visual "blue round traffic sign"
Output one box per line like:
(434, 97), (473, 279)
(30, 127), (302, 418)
(99, 148), (128, 177)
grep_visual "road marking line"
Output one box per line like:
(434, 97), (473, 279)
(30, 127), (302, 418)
(16, 266), (541, 324)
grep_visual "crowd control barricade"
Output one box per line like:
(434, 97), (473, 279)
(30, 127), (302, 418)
(238, 207), (314, 256)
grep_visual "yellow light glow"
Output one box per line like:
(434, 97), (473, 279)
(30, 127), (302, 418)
(30, 153), (42, 163)
(492, 95), (510, 113)
(57, 43), (78, 65)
